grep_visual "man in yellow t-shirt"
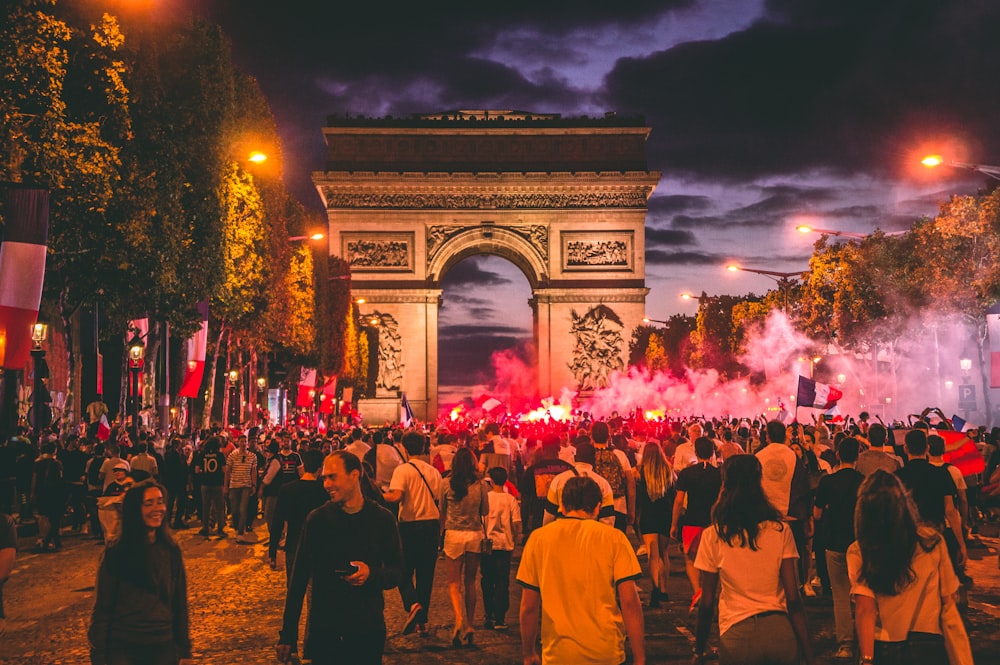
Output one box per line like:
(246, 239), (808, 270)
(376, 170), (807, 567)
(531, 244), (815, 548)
(517, 476), (645, 665)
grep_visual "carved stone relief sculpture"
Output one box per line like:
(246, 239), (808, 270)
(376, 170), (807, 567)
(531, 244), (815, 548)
(370, 312), (404, 391)
(568, 305), (625, 390)
(346, 238), (410, 269)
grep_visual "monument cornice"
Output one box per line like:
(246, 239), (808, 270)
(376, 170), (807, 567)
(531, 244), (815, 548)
(316, 172), (660, 210)
(530, 287), (650, 304)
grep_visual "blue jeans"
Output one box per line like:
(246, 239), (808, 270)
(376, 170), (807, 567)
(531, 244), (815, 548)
(228, 486), (252, 535)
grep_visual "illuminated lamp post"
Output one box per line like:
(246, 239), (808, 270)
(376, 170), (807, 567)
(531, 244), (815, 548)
(227, 368), (241, 428)
(256, 376), (267, 426)
(921, 155), (1000, 181)
(795, 225), (907, 239)
(288, 232), (325, 242)
(29, 323), (51, 432)
(726, 264), (808, 313)
(642, 316), (669, 326)
(127, 333), (145, 438)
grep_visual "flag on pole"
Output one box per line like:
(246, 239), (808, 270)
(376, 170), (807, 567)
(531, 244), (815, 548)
(0, 187), (48, 369)
(796, 375), (843, 409)
(939, 430), (986, 476)
(950, 414), (967, 432)
(401, 393), (414, 427)
(178, 301), (209, 398)
(988, 303), (1000, 388)
(318, 375), (337, 414)
(96, 413), (111, 441)
(296, 368), (317, 407)
(476, 393), (503, 413)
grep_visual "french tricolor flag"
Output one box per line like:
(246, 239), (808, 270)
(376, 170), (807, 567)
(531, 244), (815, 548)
(296, 368), (317, 407)
(796, 375), (843, 409)
(178, 301), (209, 398)
(0, 187), (48, 369)
(988, 303), (1000, 388)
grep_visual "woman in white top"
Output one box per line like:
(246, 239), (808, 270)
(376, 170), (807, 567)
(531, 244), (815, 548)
(693, 455), (815, 665)
(848, 470), (961, 665)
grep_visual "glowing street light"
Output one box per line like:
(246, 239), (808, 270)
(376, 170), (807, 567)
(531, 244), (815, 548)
(288, 232), (325, 242)
(726, 264), (809, 312)
(642, 316), (669, 326)
(247, 150), (268, 164)
(921, 154), (1000, 181)
(796, 225), (868, 239)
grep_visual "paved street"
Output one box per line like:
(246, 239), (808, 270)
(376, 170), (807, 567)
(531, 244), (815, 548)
(2, 521), (1000, 664)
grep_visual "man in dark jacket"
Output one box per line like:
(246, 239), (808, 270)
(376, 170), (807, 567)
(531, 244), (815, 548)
(277, 450), (403, 665)
(268, 449), (329, 585)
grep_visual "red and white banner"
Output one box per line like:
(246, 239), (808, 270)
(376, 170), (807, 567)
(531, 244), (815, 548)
(318, 375), (337, 414)
(178, 301), (209, 398)
(96, 413), (111, 441)
(0, 187), (48, 369)
(296, 367), (317, 407)
(476, 393), (503, 413)
(988, 303), (1000, 388)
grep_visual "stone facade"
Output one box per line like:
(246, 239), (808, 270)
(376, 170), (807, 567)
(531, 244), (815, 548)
(314, 110), (660, 422)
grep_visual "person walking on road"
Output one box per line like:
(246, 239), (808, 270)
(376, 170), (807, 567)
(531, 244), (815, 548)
(383, 431), (443, 635)
(268, 449), (329, 585)
(517, 475), (646, 665)
(692, 455), (816, 665)
(194, 438), (226, 537)
(439, 446), (490, 647)
(225, 435), (257, 543)
(277, 450), (404, 665)
(88, 481), (193, 665)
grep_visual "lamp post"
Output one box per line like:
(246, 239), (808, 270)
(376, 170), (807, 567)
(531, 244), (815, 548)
(921, 155), (1000, 181)
(795, 225), (907, 239)
(29, 323), (51, 432)
(227, 368), (241, 428)
(127, 333), (145, 438)
(726, 264), (808, 313)
(642, 316), (669, 326)
(256, 376), (267, 426)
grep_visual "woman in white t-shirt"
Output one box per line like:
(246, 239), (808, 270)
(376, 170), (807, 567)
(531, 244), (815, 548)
(848, 470), (965, 665)
(692, 455), (816, 665)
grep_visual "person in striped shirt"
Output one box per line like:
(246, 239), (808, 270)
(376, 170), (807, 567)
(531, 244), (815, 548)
(226, 435), (257, 543)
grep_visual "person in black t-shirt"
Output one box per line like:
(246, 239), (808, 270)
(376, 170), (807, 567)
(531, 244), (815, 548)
(276, 450), (403, 665)
(195, 438), (227, 537)
(814, 437), (864, 660)
(517, 435), (574, 537)
(268, 449), (329, 585)
(897, 429), (967, 571)
(671, 436), (722, 612)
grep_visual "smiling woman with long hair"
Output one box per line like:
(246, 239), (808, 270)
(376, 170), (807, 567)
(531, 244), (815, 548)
(88, 481), (192, 665)
(692, 455), (815, 665)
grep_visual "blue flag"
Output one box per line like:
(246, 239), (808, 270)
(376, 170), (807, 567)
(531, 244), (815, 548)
(401, 393), (415, 426)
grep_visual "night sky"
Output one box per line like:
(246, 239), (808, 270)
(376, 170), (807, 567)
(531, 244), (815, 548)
(178, 0), (1000, 400)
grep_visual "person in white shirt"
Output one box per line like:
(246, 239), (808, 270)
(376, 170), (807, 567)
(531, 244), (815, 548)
(693, 455), (816, 665)
(544, 443), (615, 527)
(480, 466), (521, 630)
(673, 422), (703, 473)
(384, 431), (442, 635)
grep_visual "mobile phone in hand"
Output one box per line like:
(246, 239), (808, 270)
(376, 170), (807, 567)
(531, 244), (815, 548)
(334, 564), (359, 576)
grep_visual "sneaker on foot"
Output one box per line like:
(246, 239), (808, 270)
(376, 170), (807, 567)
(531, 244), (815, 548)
(484, 618), (494, 630)
(402, 603), (422, 635)
(833, 644), (854, 659)
(493, 623), (509, 631)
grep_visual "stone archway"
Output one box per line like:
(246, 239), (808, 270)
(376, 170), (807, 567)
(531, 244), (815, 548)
(315, 110), (660, 423)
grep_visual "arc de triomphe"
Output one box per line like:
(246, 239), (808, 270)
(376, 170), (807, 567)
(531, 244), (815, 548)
(314, 110), (661, 423)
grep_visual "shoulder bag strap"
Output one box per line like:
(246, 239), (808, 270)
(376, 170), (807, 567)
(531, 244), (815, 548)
(408, 461), (434, 498)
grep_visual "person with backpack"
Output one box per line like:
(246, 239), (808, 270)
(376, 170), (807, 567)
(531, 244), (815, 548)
(592, 421), (635, 533)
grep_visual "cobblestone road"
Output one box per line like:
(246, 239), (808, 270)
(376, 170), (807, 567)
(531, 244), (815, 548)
(3, 522), (999, 664)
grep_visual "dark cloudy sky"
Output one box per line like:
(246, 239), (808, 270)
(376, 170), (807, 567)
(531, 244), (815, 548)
(184, 0), (1000, 399)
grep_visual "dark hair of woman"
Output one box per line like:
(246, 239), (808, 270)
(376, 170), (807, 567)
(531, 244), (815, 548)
(105, 480), (178, 593)
(711, 455), (784, 550)
(449, 446), (479, 501)
(854, 470), (939, 596)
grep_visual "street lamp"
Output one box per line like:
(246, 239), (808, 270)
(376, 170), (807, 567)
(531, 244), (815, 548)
(127, 332), (145, 438)
(642, 316), (669, 326)
(29, 323), (51, 432)
(227, 368), (241, 427)
(726, 264), (808, 312)
(288, 232), (325, 242)
(256, 376), (267, 426)
(921, 155), (1000, 181)
(796, 225), (907, 239)
(247, 150), (267, 164)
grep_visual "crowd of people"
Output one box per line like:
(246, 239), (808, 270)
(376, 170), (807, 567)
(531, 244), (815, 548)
(1, 407), (997, 664)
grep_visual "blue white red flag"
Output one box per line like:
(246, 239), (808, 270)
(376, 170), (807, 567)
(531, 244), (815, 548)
(0, 187), (48, 369)
(796, 376), (843, 409)
(401, 393), (414, 426)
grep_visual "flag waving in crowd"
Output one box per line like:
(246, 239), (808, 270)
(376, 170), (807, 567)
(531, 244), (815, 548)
(796, 375), (843, 409)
